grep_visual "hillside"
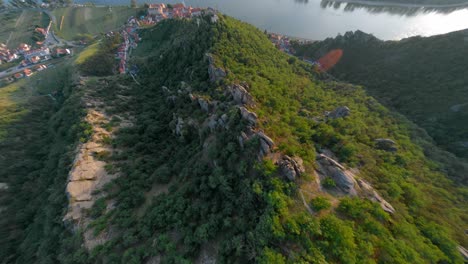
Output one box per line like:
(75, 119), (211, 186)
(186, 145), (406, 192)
(53, 7), (140, 40)
(293, 30), (468, 164)
(1, 14), (467, 263)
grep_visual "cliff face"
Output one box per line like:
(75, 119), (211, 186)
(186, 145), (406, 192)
(1, 14), (467, 264)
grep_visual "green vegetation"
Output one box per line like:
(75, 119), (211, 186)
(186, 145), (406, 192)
(76, 33), (122, 76)
(1, 13), (467, 264)
(53, 7), (140, 40)
(0, 62), (85, 262)
(310, 196), (332, 211)
(293, 29), (468, 178)
(0, 10), (49, 47)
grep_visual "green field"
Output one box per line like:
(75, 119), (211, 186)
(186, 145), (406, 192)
(53, 7), (140, 40)
(0, 10), (49, 48)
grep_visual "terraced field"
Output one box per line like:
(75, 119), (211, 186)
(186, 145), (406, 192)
(0, 10), (49, 47)
(53, 7), (140, 40)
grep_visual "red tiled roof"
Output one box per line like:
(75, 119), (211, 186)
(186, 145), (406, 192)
(172, 3), (185, 8)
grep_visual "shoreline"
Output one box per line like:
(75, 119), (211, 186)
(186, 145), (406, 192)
(324, 0), (468, 8)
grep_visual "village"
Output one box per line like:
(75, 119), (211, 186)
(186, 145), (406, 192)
(114, 3), (219, 75)
(1, 3), (303, 82)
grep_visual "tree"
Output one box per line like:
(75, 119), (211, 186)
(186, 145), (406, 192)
(130, 0), (137, 8)
(0, 0), (5, 9)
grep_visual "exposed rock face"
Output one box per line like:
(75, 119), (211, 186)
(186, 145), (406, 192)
(316, 154), (358, 195)
(175, 116), (185, 136)
(64, 110), (118, 217)
(317, 153), (396, 214)
(257, 131), (275, 157)
(228, 84), (253, 106)
(458, 245), (468, 261)
(238, 106), (257, 125)
(206, 53), (226, 82)
(326, 106), (350, 119)
(356, 179), (395, 214)
(198, 97), (210, 112)
(0, 182), (8, 191)
(277, 155), (305, 181)
(375, 138), (397, 152)
(238, 132), (248, 149)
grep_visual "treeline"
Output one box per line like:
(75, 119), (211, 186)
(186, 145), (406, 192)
(0, 65), (87, 262)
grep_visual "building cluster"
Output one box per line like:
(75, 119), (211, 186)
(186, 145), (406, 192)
(268, 33), (294, 54)
(3, 64), (48, 83)
(144, 3), (218, 24)
(0, 43), (31, 65)
(115, 17), (141, 74)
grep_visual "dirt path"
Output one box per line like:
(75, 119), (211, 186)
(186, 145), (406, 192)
(299, 190), (315, 215)
(7, 10), (27, 46)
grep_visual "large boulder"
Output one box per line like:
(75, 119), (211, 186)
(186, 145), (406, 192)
(316, 154), (357, 195)
(0, 182), (8, 191)
(228, 84), (253, 106)
(238, 106), (258, 125)
(326, 106), (350, 119)
(257, 131), (275, 157)
(198, 97), (210, 112)
(277, 155), (305, 181)
(375, 138), (397, 152)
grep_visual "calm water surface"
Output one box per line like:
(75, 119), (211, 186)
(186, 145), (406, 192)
(77, 0), (468, 40)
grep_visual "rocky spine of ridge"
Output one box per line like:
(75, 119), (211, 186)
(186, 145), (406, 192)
(63, 78), (133, 249)
(205, 53), (396, 215)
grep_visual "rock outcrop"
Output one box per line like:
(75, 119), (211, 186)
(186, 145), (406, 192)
(238, 106), (257, 125)
(0, 182), (8, 191)
(326, 106), (350, 119)
(207, 53), (226, 82)
(458, 245), (468, 261)
(317, 154), (358, 195)
(356, 179), (395, 214)
(277, 155), (305, 181)
(316, 153), (395, 213)
(227, 84), (253, 106)
(257, 131), (275, 157)
(375, 138), (397, 152)
(64, 110), (117, 226)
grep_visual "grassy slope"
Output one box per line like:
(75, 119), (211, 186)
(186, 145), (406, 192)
(0, 9), (49, 47)
(293, 30), (468, 161)
(212, 16), (467, 262)
(53, 7), (140, 40)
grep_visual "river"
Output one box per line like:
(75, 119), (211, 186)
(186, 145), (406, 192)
(77, 0), (468, 40)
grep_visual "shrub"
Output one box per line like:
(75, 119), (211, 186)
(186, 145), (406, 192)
(310, 196), (331, 211)
(322, 177), (336, 189)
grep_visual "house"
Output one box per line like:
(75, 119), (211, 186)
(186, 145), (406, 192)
(24, 69), (33, 77)
(18, 43), (31, 53)
(34, 64), (47, 71)
(55, 48), (71, 56)
(148, 3), (166, 15)
(14, 72), (24, 79)
(191, 8), (202, 17)
(172, 3), (185, 9)
(210, 14), (219, 23)
(30, 56), (40, 64)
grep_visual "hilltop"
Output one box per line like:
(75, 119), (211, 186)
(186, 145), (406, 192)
(0, 11), (467, 264)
